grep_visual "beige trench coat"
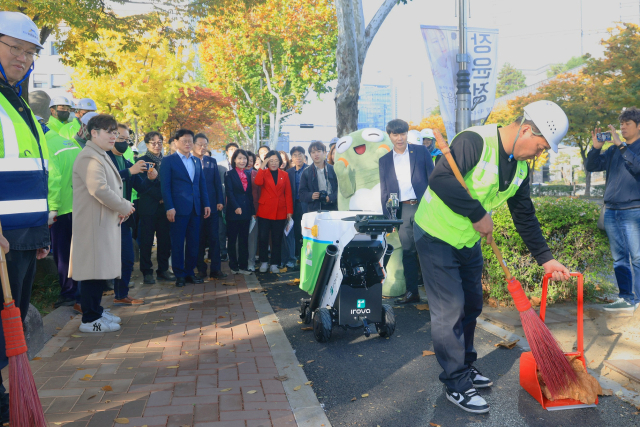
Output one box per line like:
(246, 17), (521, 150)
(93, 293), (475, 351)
(69, 141), (133, 281)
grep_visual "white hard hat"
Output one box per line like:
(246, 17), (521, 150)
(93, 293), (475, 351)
(523, 100), (569, 153)
(49, 96), (73, 108)
(407, 129), (423, 145)
(420, 128), (435, 139)
(80, 111), (98, 125)
(75, 98), (97, 111)
(0, 12), (44, 49)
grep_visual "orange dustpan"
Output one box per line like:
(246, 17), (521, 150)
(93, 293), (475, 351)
(519, 272), (598, 410)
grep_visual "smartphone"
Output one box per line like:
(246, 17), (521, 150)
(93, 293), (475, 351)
(145, 162), (155, 170)
(596, 132), (612, 142)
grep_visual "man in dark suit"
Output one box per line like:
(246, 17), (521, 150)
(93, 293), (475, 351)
(192, 133), (226, 279)
(160, 129), (211, 287)
(379, 119), (434, 304)
(299, 141), (338, 213)
(286, 146), (308, 258)
(137, 132), (175, 284)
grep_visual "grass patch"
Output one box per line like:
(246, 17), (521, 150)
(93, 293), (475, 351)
(31, 274), (60, 316)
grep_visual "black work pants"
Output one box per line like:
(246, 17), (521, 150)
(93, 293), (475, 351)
(258, 217), (286, 266)
(227, 219), (250, 271)
(81, 279), (106, 323)
(398, 203), (420, 293)
(293, 200), (303, 257)
(138, 210), (171, 275)
(414, 223), (484, 393)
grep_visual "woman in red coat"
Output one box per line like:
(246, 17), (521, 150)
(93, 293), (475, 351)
(255, 150), (294, 273)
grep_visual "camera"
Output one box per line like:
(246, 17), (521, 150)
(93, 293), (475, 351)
(319, 190), (328, 200)
(597, 132), (612, 142)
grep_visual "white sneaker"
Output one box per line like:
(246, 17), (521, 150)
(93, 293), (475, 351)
(270, 265), (280, 274)
(79, 317), (121, 333)
(259, 263), (268, 273)
(446, 387), (489, 414)
(239, 269), (253, 275)
(247, 266), (255, 272)
(102, 309), (121, 324)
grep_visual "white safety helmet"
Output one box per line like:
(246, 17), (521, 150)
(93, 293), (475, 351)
(523, 100), (569, 153)
(420, 128), (435, 140)
(75, 98), (97, 111)
(407, 129), (423, 145)
(0, 12), (44, 49)
(80, 111), (98, 125)
(49, 96), (73, 108)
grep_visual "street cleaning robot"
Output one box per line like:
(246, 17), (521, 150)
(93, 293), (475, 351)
(298, 198), (402, 343)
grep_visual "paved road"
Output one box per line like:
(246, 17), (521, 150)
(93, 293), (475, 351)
(258, 269), (639, 427)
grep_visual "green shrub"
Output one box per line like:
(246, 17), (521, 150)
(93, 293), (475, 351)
(482, 197), (614, 303)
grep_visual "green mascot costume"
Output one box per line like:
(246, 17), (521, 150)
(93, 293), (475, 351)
(333, 128), (406, 297)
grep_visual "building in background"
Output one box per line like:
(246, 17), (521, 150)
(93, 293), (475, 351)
(28, 36), (73, 99)
(358, 84), (392, 130)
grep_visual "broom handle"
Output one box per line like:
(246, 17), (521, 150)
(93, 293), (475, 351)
(0, 220), (14, 304)
(434, 130), (512, 281)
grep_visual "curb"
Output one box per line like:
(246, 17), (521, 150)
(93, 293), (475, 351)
(245, 273), (332, 427)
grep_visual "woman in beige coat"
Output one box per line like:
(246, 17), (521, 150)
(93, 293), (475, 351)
(70, 114), (134, 333)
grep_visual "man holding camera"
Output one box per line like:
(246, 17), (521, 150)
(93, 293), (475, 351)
(299, 141), (338, 213)
(586, 107), (640, 311)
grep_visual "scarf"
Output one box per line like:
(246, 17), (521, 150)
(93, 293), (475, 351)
(236, 167), (248, 191)
(146, 151), (163, 167)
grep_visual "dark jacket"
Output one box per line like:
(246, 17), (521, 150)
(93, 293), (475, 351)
(379, 144), (434, 218)
(136, 154), (164, 216)
(224, 168), (255, 221)
(107, 151), (153, 226)
(286, 164), (308, 203)
(299, 162), (338, 213)
(160, 153), (210, 216)
(201, 155), (224, 208)
(586, 140), (640, 209)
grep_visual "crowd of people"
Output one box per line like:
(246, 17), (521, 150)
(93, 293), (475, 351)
(3, 11), (640, 420)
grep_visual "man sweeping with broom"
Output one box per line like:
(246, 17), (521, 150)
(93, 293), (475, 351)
(414, 100), (571, 414)
(0, 11), (50, 426)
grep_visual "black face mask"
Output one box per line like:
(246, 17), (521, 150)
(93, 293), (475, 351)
(114, 141), (129, 154)
(56, 110), (70, 122)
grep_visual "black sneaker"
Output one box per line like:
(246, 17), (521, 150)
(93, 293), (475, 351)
(157, 270), (176, 281)
(445, 387), (489, 414)
(469, 366), (493, 388)
(143, 274), (156, 284)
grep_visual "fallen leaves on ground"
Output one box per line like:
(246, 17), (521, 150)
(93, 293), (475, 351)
(87, 395), (96, 400)
(274, 375), (289, 381)
(351, 397), (357, 401)
(220, 388), (232, 392)
(417, 389), (424, 393)
(600, 389), (613, 396)
(422, 351), (435, 357)
(301, 327), (313, 331)
(307, 360), (314, 364)
(294, 385), (302, 391)
(101, 385), (112, 391)
(416, 304), (430, 311)
(61, 347), (70, 353)
(495, 339), (519, 349)
(247, 390), (257, 394)
(361, 393), (369, 398)
(487, 298), (498, 308)
(430, 423), (441, 427)
(32, 357), (41, 361)
(305, 381), (313, 385)
(79, 374), (92, 381)
(114, 418), (129, 424)
(166, 365), (179, 369)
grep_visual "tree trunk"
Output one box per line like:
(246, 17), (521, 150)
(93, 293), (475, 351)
(580, 143), (590, 197)
(335, 0), (361, 137)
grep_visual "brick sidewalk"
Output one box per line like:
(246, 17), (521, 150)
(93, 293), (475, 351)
(28, 271), (297, 427)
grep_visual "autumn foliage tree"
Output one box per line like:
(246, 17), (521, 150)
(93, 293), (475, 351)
(199, 0), (337, 149)
(161, 87), (234, 151)
(70, 29), (194, 133)
(409, 115), (447, 140)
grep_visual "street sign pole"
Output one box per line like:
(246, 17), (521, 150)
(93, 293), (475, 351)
(455, 0), (471, 134)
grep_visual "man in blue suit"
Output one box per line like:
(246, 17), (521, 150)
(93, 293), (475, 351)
(379, 119), (434, 304)
(192, 133), (226, 280)
(160, 129), (211, 287)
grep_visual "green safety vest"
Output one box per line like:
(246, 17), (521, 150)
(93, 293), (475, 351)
(58, 118), (81, 140)
(47, 116), (65, 134)
(415, 124), (528, 249)
(46, 132), (82, 216)
(0, 93), (50, 230)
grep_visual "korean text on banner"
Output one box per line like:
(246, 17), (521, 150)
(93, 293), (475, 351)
(421, 26), (499, 140)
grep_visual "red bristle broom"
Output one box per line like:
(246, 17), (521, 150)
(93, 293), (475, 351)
(0, 220), (47, 426)
(433, 130), (577, 398)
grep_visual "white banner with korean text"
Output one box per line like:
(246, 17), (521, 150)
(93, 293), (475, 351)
(421, 25), (499, 141)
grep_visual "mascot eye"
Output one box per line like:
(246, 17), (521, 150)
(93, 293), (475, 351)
(361, 128), (384, 143)
(336, 135), (353, 154)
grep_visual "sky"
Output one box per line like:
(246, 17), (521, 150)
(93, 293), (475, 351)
(109, 0), (637, 141)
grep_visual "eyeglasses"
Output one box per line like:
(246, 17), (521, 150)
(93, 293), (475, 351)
(0, 40), (39, 61)
(148, 141), (163, 146)
(101, 129), (120, 137)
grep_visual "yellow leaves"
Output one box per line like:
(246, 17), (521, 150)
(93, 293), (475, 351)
(101, 385), (113, 391)
(114, 418), (129, 424)
(422, 351), (435, 357)
(495, 339), (519, 349)
(79, 374), (93, 381)
(293, 385), (302, 391)
(221, 388), (232, 392)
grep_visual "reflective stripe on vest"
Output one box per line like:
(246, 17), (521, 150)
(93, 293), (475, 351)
(415, 124), (528, 249)
(0, 98), (49, 230)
